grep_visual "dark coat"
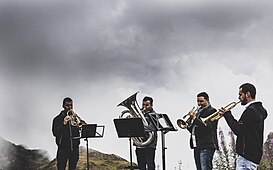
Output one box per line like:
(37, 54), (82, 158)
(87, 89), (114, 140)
(187, 106), (219, 150)
(52, 110), (80, 150)
(224, 102), (267, 164)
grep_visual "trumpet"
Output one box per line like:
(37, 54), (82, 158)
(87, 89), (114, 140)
(177, 106), (199, 129)
(67, 109), (86, 128)
(201, 101), (240, 126)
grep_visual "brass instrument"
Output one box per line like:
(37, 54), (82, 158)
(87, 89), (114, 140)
(177, 106), (199, 129)
(117, 92), (154, 147)
(67, 109), (86, 128)
(201, 101), (240, 126)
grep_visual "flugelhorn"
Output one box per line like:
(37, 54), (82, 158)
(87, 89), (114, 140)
(177, 106), (199, 129)
(201, 101), (240, 126)
(67, 109), (86, 128)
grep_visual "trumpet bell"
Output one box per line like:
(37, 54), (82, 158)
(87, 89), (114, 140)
(67, 109), (86, 128)
(177, 106), (198, 129)
(177, 119), (189, 129)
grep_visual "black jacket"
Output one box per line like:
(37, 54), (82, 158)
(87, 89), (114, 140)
(52, 110), (80, 150)
(187, 106), (219, 150)
(223, 102), (267, 164)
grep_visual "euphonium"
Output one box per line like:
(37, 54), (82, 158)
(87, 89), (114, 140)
(117, 92), (154, 147)
(177, 106), (199, 129)
(67, 109), (86, 128)
(201, 101), (240, 126)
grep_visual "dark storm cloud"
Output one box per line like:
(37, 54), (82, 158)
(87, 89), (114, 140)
(121, 0), (270, 52)
(0, 0), (171, 86)
(113, 0), (273, 78)
(0, 0), (272, 85)
(0, 1), (77, 77)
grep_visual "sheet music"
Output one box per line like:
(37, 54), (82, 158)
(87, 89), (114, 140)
(158, 117), (168, 128)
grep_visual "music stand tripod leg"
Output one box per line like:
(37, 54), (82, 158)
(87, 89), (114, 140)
(85, 138), (90, 170)
(129, 137), (133, 170)
(69, 123), (74, 152)
(161, 131), (167, 170)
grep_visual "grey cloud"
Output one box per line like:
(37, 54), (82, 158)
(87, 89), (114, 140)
(1, 0), (273, 87)
(116, 0), (273, 75)
(0, 1), (117, 82)
(0, 1), (173, 87)
(120, 1), (271, 51)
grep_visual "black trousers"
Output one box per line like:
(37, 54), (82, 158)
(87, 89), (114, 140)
(56, 147), (79, 170)
(136, 147), (156, 170)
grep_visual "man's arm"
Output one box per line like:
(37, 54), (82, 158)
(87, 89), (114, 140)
(52, 115), (70, 137)
(223, 109), (257, 136)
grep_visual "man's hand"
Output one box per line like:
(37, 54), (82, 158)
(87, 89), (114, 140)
(218, 107), (228, 116)
(63, 115), (71, 125)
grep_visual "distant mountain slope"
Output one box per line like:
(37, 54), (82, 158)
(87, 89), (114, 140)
(0, 136), (50, 170)
(0, 136), (133, 170)
(41, 146), (134, 170)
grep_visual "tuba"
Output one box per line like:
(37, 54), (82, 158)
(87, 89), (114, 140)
(177, 106), (199, 129)
(201, 101), (240, 126)
(117, 92), (154, 147)
(67, 109), (86, 128)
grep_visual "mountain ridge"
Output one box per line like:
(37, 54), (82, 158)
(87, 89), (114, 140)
(0, 136), (50, 170)
(0, 136), (133, 170)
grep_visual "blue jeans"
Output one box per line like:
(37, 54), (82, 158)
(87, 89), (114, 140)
(236, 155), (258, 170)
(194, 148), (215, 170)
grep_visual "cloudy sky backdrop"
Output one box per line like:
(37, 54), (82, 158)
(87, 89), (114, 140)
(0, 0), (272, 169)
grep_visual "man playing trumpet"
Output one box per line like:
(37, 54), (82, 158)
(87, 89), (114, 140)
(219, 83), (267, 169)
(52, 97), (82, 170)
(186, 92), (219, 170)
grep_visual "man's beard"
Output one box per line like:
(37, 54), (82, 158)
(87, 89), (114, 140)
(143, 108), (152, 113)
(241, 97), (247, 105)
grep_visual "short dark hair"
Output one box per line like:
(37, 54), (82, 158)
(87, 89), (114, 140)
(63, 97), (73, 106)
(143, 96), (153, 105)
(197, 92), (209, 101)
(239, 83), (256, 99)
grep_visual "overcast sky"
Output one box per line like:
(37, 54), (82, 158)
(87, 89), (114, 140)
(0, 0), (272, 169)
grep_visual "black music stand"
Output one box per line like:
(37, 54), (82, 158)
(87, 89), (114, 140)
(114, 118), (146, 170)
(80, 124), (105, 170)
(149, 113), (177, 170)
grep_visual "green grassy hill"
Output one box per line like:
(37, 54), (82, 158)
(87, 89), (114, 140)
(40, 146), (135, 170)
(0, 136), (135, 170)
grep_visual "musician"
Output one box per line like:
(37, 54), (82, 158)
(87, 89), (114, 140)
(136, 96), (158, 170)
(187, 92), (219, 170)
(219, 83), (267, 169)
(52, 97), (80, 170)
